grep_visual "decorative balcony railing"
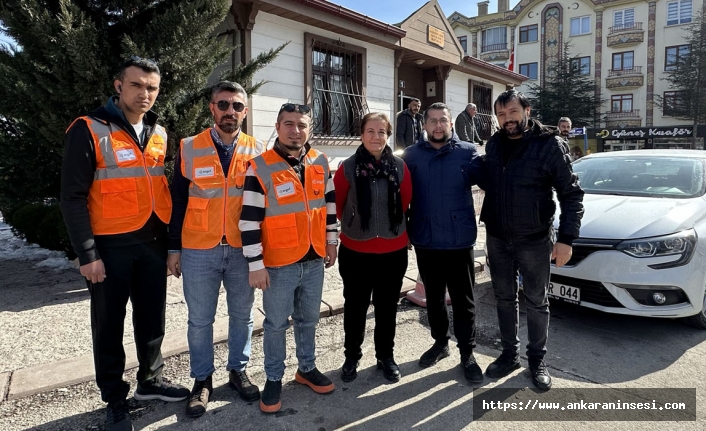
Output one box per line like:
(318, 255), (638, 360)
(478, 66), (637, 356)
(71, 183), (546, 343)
(607, 66), (643, 77)
(481, 43), (507, 53)
(606, 109), (641, 119)
(609, 22), (643, 34)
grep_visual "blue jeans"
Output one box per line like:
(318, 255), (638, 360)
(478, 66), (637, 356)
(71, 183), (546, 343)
(486, 234), (552, 360)
(181, 246), (254, 381)
(262, 258), (324, 381)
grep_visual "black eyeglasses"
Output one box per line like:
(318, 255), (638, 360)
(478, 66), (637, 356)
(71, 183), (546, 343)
(279, 103), (311, 115)
(212, 101), (246, 112)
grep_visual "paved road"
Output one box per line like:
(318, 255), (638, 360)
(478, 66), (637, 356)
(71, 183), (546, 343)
(2, 271), (704, 430)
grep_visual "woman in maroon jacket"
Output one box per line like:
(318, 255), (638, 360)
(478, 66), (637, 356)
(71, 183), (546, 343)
(333, 112), (413, 383)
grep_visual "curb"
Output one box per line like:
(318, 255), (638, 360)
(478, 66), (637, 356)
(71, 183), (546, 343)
(2, 262), (484, 402)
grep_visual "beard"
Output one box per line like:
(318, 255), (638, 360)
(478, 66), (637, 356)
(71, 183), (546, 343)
(429, 130), (451, 144)
(502, 115), (528, 137)
(560, 131), (569, 137)
(218, 115), (242, 134)
(280, 140), (304, 152)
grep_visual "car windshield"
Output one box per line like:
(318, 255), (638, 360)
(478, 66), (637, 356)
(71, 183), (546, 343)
(572, 156), (706, 198)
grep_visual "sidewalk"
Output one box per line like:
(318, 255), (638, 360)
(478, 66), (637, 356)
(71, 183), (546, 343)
(0, 223), (487, 403)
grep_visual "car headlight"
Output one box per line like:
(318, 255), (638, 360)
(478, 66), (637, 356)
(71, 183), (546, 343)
(616, 229), (697, 269)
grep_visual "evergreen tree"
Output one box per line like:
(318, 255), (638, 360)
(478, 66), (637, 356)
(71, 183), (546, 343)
(655, 6), (706, 137)
(527, 42), (604, 128)
(0, 0), (285, 213)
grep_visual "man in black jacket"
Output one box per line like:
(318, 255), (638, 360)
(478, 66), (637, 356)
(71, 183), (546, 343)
(480, 90), (584, 391)
(61, 58), (188, 431)
(395, 98), (423, 149)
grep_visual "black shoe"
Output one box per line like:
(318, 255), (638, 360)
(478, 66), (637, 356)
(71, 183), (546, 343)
(377, 358), (401, 383)
(529, 359), (552, 391)
(295, 368), (336, 394)
(229, 369), (261, 402)
(419, 343), (450, 368)
(341, 358), (359, 383)
(185, 376), (212, 418)
(133, 378), (189, 402)
(460, 354), (483, 384)
(260, 380), (282, 414)
(106, 400), (133, 431)
(485, 350), (521, 379)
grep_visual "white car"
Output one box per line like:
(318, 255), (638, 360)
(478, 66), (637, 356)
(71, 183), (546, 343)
(548, 150), (706, 328)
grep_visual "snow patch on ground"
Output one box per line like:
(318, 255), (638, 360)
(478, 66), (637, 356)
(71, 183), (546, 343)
(0, 214), (75, 270)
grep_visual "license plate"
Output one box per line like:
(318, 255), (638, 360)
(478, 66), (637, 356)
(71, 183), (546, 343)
(548, 282), (580, 304)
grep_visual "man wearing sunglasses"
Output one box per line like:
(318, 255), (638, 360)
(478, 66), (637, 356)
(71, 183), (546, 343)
(240, 103), (338, 414)
(167, 81), (265, 418)
(61, 57), (188, 431)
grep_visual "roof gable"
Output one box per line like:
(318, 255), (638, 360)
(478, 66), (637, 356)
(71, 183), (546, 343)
(397, 0), (464, 64)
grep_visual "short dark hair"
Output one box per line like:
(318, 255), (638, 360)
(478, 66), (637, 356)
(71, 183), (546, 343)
(118, 56), (160, 81)
(423, 102), (451, 122)
(210, 81), (248, 102)
(360, 112), (392, 136)
(494, 89), (531, 114)
(409, 98), (421, 104)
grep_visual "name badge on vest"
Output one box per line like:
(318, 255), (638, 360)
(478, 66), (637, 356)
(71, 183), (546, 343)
(275, 182), (295, 198)
(195, 167), (215, 179)
(115, 148), (137, 163)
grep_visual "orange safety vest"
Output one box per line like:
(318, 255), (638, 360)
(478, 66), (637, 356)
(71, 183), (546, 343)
(76, 116), (172, 235)
(180, 129), (262, 249)
(249, 148), (330, 267)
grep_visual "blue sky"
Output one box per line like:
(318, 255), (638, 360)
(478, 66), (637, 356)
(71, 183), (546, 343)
(0, 1), (500, 48)
(336, 0), (499, 23)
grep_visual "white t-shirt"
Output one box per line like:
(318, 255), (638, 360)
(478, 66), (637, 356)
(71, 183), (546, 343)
(132, 121), (144, 145)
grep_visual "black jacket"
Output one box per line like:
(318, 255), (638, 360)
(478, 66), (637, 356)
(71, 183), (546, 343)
(60, 97), (166, 265)
(395, 109), (423, 149)
(480, 119), (584, 245)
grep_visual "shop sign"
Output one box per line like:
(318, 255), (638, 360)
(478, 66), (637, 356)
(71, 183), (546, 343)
(595, 126), (694, 139)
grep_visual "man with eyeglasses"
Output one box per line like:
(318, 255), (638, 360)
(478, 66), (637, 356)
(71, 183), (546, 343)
(61, 57), (188, 431)
(167, 81), (265, 418)
(240, 103), (338, 414)
(401, 102), (484, 385)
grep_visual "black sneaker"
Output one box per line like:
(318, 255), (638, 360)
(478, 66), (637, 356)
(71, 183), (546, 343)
(186, 376), (212, 418)
(260, 380), (282, 414)
(419, 343), (450, 368)
(529, 358), (552, 391)
(377, 358), (401, 383)
(133, 378), (189, 402)
(485, 350), (521, 379)
(341, 358), (359, 383)
(106, 400), (133, 431)
(229, 369), (261, 402)
(295, 368), (335, 394)
(460, 353), (484, 384)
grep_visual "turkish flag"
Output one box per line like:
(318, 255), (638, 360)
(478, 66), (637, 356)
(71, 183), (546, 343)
(508, 47), (514, 71)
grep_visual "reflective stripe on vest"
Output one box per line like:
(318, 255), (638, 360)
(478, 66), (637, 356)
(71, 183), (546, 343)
(250, 148), (329, 267)
(82, 116), (172, 235)
(180, 129), (261, 249)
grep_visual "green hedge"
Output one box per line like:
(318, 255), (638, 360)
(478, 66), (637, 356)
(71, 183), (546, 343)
(4, 203), (77, 260)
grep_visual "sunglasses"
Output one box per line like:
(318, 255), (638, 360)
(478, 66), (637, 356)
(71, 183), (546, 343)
(279, 103), (311, 115)
(128, 55), (158, 66)
(212, 101), (246, 112)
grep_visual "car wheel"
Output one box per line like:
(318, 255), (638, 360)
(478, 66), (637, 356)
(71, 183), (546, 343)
(683, 292), (706, 329)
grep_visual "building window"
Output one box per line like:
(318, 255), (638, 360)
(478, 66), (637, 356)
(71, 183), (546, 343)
(519, 63), (538, 80)
(469, 80), (494, 141)
(571, 56), (591, 75)
(519, 25), (538, 43)
(570, 16), (591, 36)
(613, 8), (635, 30)
(665, 44), (690, 70)
(663, 91), (686, 116)
(458, 36), (468, 55)
(611, 94), (633, 112)
(667, 0), (692, 25)
(612, 51), (634, 71)
(481, 27), (507, 52)
(309, 37), (367, 137)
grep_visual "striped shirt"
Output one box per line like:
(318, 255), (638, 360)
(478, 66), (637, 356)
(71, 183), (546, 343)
(239, 141), (337, 271)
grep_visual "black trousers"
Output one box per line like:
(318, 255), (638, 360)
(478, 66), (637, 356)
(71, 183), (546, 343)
(87, 238), (167, 404)
(339, 244), (408, 360)
(415, 247), (476, 355)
